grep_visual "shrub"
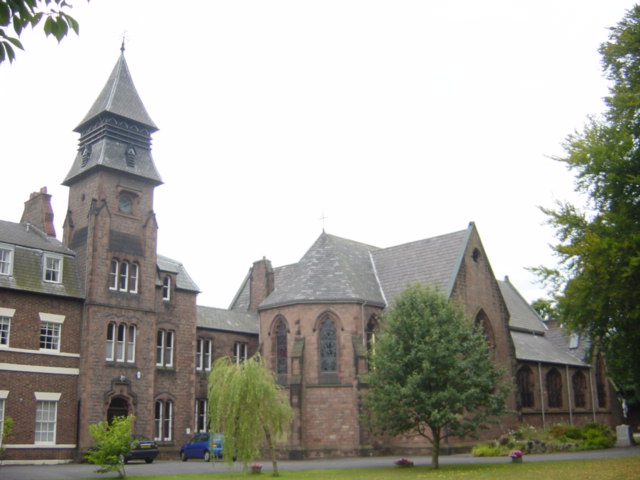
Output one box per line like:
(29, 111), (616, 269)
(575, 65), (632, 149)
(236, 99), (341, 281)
(472, 442), (506, 457)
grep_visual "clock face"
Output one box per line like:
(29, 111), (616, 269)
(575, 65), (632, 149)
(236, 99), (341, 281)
(119, 194), (133, 213)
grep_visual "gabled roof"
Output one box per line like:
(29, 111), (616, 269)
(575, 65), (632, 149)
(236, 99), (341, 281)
(260, 233), (385, 308)
(372, 228), (469, 302)
(75, 52), (157, 132)
(253, 225), (473, 310)
(498, 277), (546, 334)
(0, 220), (83, 298)
(157, 254), (200, 293)
(197, 306), (258, 334)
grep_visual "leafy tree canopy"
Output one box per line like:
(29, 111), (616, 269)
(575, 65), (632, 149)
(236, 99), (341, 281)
(533, 5), (640, 405)
(84, 415), (132, 478)
(362, 284), (508, 469)
(0, 0), (80, 64)
(208, 355), (293, 476)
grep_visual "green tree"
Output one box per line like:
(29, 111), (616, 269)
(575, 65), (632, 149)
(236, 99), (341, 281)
(84, 415), (133, 478)
(0, 0), (80, 64)
(530, 298), (557, 321)
(0, 416), (14, 464)
(208, 354), (293, 476)
(534, 5), (640, 406)
(362, 284), (508, 470)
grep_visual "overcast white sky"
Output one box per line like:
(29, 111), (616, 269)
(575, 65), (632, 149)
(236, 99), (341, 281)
(1, 1), (635, 308)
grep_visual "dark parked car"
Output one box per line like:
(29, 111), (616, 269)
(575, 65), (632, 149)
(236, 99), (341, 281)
(121, 435), (159, 464)
(180, 432), (223, 462)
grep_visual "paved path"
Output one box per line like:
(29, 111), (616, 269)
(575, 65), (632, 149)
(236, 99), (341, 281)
(1, 446), (639, 479)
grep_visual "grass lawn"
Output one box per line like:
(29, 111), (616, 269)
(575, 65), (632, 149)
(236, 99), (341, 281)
(91, 457), (640, 480)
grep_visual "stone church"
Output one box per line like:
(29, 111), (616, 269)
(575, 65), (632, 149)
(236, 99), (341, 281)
(0, 51), (619, 463)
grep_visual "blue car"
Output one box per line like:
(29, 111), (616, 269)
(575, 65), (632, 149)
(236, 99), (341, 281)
(179, 432), (223, 462)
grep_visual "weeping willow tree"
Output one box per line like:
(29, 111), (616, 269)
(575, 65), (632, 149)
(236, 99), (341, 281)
(208, 354), (293, 476)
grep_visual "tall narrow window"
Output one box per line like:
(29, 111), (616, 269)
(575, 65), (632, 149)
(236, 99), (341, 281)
(573, 371), (587, 408)
(35, 400), (58, 444)
(319, 318), (337, 372)
(116, 324), (126, 362)
(156, 329), (174, 367)
(366, 317), (378, 353)
(233, 342), (247, 364)
(127, 325), (136, 363)
(109, 259), (118, 290)
(130, 263), (139, 294)
(195, 399), (207, 432)
(162, 276), (171, 301)
(196, 338), (212, 372)
(154, 400), (173, 441)
(106, 323), (116, 360)
(156, 330), (165, 366)
(40, 321), (60, 351)
(517, 366), (535, 408)
(546, 368), (562, 408)
(276, 321), (288, 374)
(0, 246), (13, 275)
(0, 316), (10, 347)
(119, 261), (129, 291)
(44, 255), (62, 283)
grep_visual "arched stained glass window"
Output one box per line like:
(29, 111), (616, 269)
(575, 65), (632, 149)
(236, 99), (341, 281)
(276, 321), (288, 374)
(546, 368), (562, 408)
(573, 370), (587, 408)
(319, 318), (337, 372)
(517, 366), (535, 408)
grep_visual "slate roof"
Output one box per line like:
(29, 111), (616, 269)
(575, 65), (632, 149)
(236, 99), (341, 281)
(260, 233), (385, 309)
(63, 51), (162, 186)
(75, 52), (157, 132)
(0, 220), (83, 298)
(372, 229), (468, 302)
(197, 305), (259, 334)
(243, 226), (471, 310)
(157, 254), (200, 293)
(498, 278), (587, 367)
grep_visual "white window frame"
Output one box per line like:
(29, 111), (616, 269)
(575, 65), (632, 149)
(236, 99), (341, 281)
(0, 390), (8, 446)
(109, 259), (119, 290)
(116, 324), (126, 362)
(0, 245), (14, 276)
(195, 399), (207, 432)
(162, 276), (171, 301)
(43, 254), (63, 283)
(156, 329), (174, 367)
(118, 261), (129, 291)
(196, 338), (212, 372)
(156, 330), (165, 366)
(34, 392), (60, 445)
(130, 263), (139, 294)
(0, 308), (15, 348)
(39, 313), (64, 352)
(154, 400), (173, 442)
(233, 342), (248, 365)
(127, 325), (136, 363)
(106, 323), (116, 361)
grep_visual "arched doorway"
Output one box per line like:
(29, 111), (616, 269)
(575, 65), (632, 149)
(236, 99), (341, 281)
(107, 396), (130, 423)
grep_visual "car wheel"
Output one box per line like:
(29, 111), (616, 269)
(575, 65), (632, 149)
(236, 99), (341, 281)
(180, 451), (188, 462)
(203, 450), (211, 462)
(145, 458), (154, 464)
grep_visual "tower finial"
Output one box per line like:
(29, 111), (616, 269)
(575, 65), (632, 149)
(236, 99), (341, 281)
(120, 31), (127, 53)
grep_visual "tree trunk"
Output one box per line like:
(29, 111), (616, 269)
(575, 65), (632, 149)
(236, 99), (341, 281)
(264, 426), (279, 476)
(431, 427), (440, 470)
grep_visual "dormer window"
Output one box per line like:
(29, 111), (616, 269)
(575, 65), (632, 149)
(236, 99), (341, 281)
(0, 245), (13, 275)
(162, 276), (171, 301)
(43, 254), (62, 283)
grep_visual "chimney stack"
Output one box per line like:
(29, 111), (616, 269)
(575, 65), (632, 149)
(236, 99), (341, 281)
(21, 187), (56, 237)
(248, 257), (274, 313)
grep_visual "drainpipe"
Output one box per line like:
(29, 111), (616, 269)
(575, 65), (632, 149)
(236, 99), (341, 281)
(566, 365), (573, 425)
(588, 366), (597, 422)
(538, 362), (546, 430)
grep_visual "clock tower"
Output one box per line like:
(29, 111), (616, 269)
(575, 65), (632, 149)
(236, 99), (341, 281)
(62, 49), (197, 453)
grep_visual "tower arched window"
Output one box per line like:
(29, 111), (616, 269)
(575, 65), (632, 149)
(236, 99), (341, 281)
(474, 310), (495, 350)
(319, 317), (337, 373)
(154, 399), (173, 442)
(573, 370), (587, 408)
(109, 258), (139, 294)
(275, 320), (288, 375)
(517, 365), (535, 408)
(546, 368), (562, 408)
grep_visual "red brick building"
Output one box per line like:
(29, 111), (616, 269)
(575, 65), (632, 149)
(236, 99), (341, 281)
(0, 51), (620, 464)
(230, 227), (621, 457)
